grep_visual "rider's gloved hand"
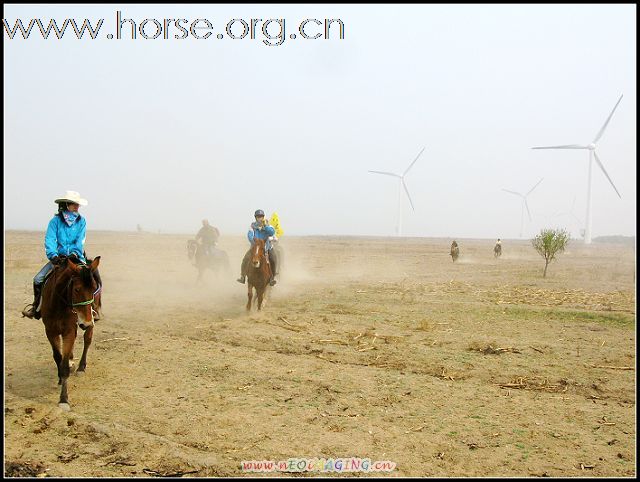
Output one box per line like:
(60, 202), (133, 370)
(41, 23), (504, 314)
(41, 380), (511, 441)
(51, 256), (60, 266)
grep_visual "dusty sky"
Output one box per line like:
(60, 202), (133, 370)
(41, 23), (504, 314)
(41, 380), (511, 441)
(3, 4), (636, 239)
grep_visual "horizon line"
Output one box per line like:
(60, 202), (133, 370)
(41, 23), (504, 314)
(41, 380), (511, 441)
(3, 229), (635, 241)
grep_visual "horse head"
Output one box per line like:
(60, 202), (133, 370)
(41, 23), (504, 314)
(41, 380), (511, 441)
(251, 238), (266, 269)
(66, 256), (101, 330)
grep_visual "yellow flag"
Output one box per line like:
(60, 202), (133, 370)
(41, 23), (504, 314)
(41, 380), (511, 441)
(269, 212), (284, 238)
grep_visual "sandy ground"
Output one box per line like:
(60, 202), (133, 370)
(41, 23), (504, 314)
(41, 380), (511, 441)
(3, 231), (636, 477)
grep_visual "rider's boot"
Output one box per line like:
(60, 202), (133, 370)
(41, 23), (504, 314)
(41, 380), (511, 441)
(21, 282), (42, 319)
(237, 252), (250, 284)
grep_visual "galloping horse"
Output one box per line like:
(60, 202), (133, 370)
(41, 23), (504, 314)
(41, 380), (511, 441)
(246, 238), (271, 311)
(494, 243), (502, 258)
(187, 239), (230, 282)
(450, 242), (460, 262)
(41, 255), (101, 410)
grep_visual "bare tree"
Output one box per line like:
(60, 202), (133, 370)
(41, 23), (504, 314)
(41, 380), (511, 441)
(531, 228), (570, 277)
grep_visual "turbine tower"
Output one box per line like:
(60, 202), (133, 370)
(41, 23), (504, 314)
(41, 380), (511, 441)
(532, 94), (623, 244)
(368, 147), (424, 236)
(502, 178), (544, 238)
(554, 196), (583, 239)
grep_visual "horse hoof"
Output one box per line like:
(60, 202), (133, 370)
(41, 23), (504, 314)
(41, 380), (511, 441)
(58, 403), (71, 412)
(75, 370), (85, 377)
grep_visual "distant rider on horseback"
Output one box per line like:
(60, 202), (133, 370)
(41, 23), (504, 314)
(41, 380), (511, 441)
(237, 209), (278, 286)
(195, 219), (220, 256)
(21, 191), (102, 320)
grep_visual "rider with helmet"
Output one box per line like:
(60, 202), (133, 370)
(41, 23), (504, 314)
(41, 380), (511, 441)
(237, 209), (278, 286)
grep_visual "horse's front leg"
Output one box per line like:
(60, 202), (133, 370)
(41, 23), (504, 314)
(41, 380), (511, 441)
(77, 325), (93, 373)
(58, 328), (77, 409)
(257, 287), (264, 311)
(246, 283), (253, 311)
(45, 329), (63, 385)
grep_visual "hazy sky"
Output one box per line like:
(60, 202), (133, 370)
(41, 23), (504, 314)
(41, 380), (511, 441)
(4, 4), (636, 238)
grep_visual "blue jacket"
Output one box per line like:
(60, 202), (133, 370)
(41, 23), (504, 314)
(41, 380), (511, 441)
(247, 222), (275, 251)
(44, 213), (87, 262)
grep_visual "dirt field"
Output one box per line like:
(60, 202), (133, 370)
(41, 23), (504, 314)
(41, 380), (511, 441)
(4, 231), (636, 477)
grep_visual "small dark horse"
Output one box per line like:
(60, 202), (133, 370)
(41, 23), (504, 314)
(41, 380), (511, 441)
(41, 256), (101, 410)
(187, 240), (230, 282)
(494, 243), (502, 258)
(246, 238), (271, 311)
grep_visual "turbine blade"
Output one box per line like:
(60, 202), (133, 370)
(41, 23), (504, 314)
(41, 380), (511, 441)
(402, 179), (415, 211)
(593, 151), (622, 198)
(531, 144), (588, 149)
(526, 177), (544, 196)
(368, 170), (400, 178)
(502, 189), (523, 197)
(593, 94), (623, 144)
(524, 199), (532, 222)
(403, 147), (426, 176)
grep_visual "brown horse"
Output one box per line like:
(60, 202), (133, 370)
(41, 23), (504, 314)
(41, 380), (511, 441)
(41, 256), (101, 410)
(246, 238), (271, 311)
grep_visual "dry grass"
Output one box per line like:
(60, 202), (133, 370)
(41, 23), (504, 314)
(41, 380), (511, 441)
(3, 231), (636, 477)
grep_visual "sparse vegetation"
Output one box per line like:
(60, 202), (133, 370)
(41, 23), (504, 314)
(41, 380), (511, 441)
(531, 228), (570, 277)
(4, 232), (635, 478)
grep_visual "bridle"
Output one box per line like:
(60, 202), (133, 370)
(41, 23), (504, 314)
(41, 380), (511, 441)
(59, 267), (97, 314)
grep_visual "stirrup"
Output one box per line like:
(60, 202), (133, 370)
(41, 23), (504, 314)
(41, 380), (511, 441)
(237, 276), (246, 284)
(21, 304), (35, 319)
(269, 278), (277, 286)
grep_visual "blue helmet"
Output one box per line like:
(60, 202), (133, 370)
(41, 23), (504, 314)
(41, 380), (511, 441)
(254, 209), (265, 217)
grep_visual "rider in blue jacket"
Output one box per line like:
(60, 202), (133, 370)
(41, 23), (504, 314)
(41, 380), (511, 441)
(21, 191), (102, 320)
(237, 209), (278, 286)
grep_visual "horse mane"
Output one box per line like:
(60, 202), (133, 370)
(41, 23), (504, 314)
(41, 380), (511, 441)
(80, 265), (93, 287)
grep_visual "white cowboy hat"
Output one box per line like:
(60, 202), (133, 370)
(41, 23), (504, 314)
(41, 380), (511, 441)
(54, 190), (88, 206)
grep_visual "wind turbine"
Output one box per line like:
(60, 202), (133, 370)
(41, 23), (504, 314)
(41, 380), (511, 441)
(553, 196), (583, 238)
(502, 178), (544, 238)
(368, 147), (424, 236)
(532, 94), (623, 244)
